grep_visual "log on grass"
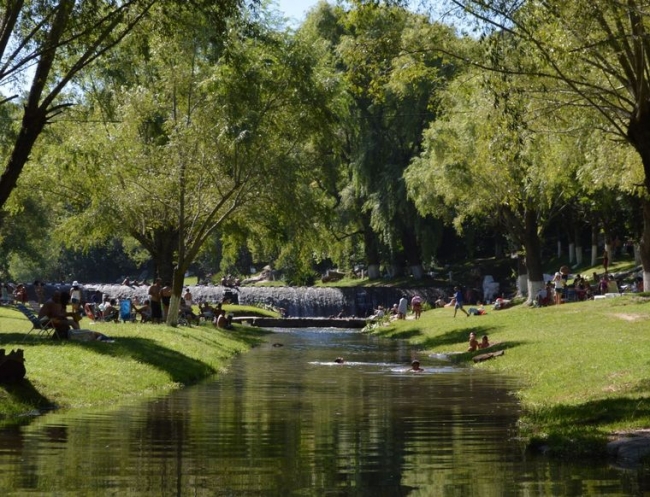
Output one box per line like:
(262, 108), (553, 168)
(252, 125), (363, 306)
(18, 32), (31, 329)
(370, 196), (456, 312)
(473, 349), (505, 363)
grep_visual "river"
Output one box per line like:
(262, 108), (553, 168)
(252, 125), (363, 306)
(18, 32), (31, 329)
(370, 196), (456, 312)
(0, 328), (647, 495)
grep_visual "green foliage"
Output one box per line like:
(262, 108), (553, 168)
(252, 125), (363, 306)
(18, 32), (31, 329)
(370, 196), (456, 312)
(302, 2), (464, 274)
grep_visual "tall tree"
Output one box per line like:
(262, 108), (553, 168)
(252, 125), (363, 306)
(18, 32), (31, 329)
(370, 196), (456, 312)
(439, 0), (650, 291)
(406, 69), (577, 301)
(0, 1), (246, 222)
(38, 12), (337, 324)
(303, 2), (461, 279)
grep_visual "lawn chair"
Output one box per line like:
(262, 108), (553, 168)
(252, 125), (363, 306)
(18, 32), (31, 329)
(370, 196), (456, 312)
(14, 303), (54, 340)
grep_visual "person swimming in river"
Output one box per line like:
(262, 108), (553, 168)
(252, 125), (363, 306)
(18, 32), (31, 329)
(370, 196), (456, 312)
(334, 357), (345, 364)
(410, 360), (424, 372)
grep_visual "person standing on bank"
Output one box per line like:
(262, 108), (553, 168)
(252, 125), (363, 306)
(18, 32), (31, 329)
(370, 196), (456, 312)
(397, 297), (408, 320)
(411, 295), (423, 319)
(453, 286), (469, 317)
(160, 282), (173, 321)
(69, 281), (82, 315)
(148, 278), (163, 324)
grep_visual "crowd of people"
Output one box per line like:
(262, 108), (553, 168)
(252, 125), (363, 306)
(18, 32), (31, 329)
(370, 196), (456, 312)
(8, 278), (240, 342)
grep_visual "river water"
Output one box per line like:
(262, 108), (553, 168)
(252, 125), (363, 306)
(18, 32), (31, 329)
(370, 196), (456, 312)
(0, 328), (647, 496)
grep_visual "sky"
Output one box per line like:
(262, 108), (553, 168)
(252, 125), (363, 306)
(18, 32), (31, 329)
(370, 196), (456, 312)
(276, 0), (321, 25)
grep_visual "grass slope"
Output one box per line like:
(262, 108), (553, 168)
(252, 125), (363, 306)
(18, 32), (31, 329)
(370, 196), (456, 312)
(372, 294), (650, 457)
(0, 306), (271, 422)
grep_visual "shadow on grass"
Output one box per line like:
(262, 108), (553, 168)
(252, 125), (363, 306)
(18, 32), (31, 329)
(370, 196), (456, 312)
(525, 397), (650, 458)
(85, 325), (270, 383)
(419, 325), (502, 349)
(1, 378), (54, 414)
(372, 326), (423, 340)
(0, 332), (36, 344)
(87, 336), (218, 382)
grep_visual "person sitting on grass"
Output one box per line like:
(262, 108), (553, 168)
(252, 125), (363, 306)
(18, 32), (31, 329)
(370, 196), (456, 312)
(478, 335), (490, 349)
(199, 302), (217, 321)
(39, 291), (80, 340)
(180, 298), (199, 324)
(101, 299), (119, 322)
(467, 332), (479, 352)
(214, 309), (233, 330)
(134, 300), (152, 323)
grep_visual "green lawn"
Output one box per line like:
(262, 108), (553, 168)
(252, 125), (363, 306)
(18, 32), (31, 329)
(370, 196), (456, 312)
(0, 305), (270, 423)
(371, 293), (650, 457)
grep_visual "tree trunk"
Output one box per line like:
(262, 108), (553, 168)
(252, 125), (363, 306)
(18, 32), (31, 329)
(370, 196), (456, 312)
(574, 225), (583, 266)
(165, 266), (187, 327)
(363, 214), (382, 280)
(640, 197), (650, 292)
(591, 225), (598, 267)
(515, 253), (528, 297)
(0, 110), (47, 212)
(401, 227), (424, 280)
(523, 210), (544, 304)
(628, 112), (650, 291)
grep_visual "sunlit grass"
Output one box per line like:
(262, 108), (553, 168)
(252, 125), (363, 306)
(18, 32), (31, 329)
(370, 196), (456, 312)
(374, 294), (650, 456)
(0, 306), (270, 421)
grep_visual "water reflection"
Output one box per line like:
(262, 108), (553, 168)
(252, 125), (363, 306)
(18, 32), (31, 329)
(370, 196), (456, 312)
(0, 329), (647, 496)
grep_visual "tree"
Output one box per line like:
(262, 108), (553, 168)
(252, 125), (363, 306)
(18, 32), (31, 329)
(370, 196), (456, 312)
(0, 1), (248, 223)
(39, 13), (338, 324)
(438, 0), (650, 290)
(406, 68), (578, 301)
(302, 2), (462, 279)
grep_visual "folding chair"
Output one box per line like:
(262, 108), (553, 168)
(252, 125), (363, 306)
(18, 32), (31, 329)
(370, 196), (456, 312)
(14, 303), (55, 340)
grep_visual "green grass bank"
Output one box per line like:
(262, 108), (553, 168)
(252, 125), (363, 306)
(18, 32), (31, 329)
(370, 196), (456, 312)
(0, 305), (272, 424)
(370, 294), (650, 458)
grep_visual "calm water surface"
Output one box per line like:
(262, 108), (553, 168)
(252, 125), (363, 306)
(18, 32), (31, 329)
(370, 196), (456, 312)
(0, 328), (648, 496)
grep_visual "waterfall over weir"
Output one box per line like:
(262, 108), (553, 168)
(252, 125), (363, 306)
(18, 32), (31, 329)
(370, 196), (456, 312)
(30, 284), (448, 318)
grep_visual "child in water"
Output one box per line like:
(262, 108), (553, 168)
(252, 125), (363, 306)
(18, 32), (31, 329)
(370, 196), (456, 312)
(410, 360), (424, 372)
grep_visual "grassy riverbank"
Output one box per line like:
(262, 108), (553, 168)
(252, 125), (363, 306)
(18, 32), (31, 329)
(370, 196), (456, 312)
(0, 305), (271, 423)
(372, 294), (650, 458)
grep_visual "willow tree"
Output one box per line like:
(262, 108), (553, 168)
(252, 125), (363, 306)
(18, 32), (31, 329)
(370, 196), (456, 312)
(434, 0), (650, 291)
(0, 0), (249, 225)
(405, 68), (581, 301)
(37, 13), (337, 324)
(301, 2), (461, 279)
